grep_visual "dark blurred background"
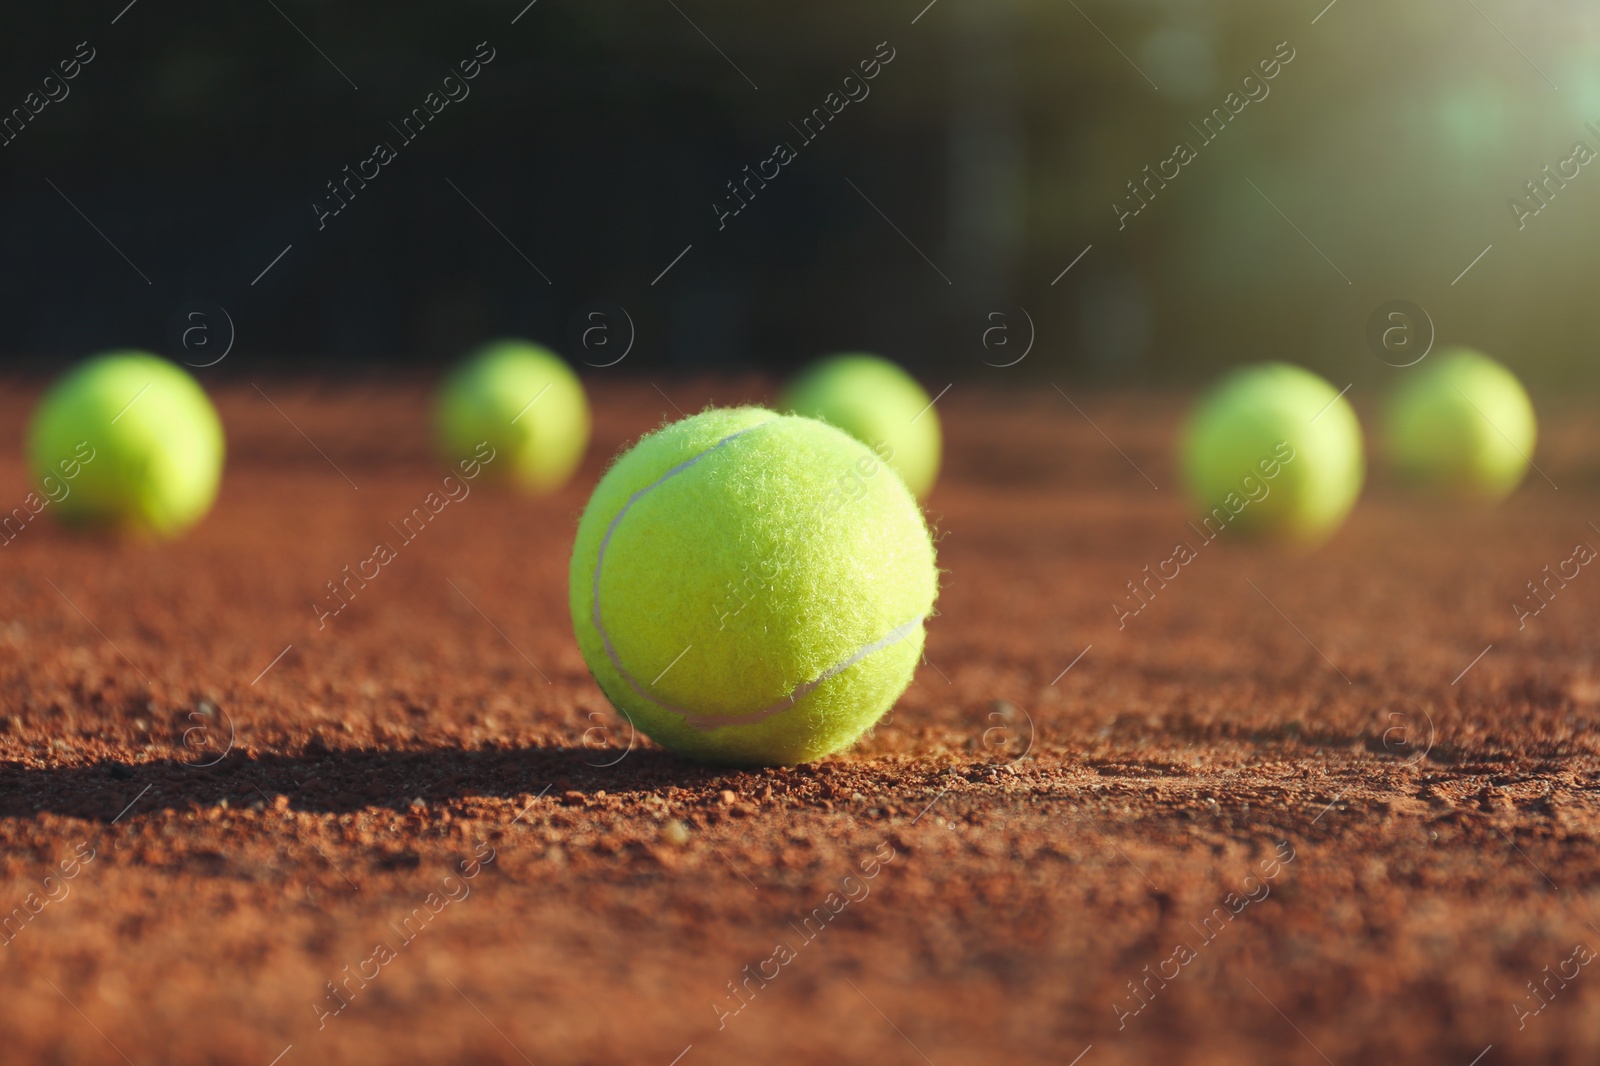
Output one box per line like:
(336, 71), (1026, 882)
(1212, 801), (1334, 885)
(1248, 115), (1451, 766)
(1, 0), (1597, 385)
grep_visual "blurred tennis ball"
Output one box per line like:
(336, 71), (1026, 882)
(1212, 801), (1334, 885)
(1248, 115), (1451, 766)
(28, 351), (224, 538)
(1180, 362), (1365, 542)
(1385, 347), (1535, 503)
(569, 407), (938, 766)
(780, 354), (941, 498)
(435, 340), (589, 493)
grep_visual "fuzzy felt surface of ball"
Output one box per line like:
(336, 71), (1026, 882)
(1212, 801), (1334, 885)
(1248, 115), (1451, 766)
(569, 408), (938, 766)
(781, 354), (942, 498)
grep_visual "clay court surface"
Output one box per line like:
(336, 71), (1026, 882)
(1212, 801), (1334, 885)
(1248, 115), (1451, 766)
(2, 378), (1599, 1065)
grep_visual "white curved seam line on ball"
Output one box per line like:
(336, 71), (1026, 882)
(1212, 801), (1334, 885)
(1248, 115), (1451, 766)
(590, 419), (924, 733)
(675, 614), (925, 732)
(592, 421), (778, 718)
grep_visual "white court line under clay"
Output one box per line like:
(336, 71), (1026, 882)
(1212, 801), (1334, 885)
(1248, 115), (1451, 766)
(590, 421), (926, 732)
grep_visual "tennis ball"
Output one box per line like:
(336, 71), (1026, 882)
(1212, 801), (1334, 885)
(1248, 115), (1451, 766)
(435, 340), (589, 493)
(28, 351), (224, 538)
(1180, 363), (1364, 542)
(1385, 347), (1535, 503)
(569, 408), (938, 766)
(781, 354), (942, 498)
